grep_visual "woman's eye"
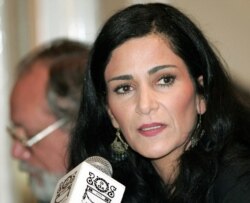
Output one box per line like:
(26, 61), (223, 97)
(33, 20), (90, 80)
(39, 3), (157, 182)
(114, 84), (133, 94)
(157, 75), (176, 86)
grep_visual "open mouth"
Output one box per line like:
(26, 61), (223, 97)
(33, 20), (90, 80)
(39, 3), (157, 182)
(138, 123), (166, 137)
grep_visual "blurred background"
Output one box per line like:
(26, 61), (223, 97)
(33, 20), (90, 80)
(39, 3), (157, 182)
(1, 0), (249, 202)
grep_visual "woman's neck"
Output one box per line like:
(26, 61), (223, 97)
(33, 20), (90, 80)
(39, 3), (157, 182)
(151, 148), (184, 184)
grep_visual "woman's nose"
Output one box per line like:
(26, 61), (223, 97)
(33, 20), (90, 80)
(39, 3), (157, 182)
(136, 88), (159, 115)
(11, 140), (31, 160)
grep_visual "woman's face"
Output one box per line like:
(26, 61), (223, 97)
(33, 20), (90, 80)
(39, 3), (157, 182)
(105, 34), (206, 161)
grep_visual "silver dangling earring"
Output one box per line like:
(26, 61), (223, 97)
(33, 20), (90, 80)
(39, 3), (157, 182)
(191, 114), (205, 148)
(111, 129), (128, 161)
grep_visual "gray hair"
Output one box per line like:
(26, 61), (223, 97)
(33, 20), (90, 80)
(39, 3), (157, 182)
(16, 38), (89, 131)
(47, 54), (88, 130)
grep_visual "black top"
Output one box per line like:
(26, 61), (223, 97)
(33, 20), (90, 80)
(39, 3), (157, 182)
(211, 162), (250, 203)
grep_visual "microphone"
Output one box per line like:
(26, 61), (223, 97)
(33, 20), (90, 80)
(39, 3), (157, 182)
(50, 156), (125, 203)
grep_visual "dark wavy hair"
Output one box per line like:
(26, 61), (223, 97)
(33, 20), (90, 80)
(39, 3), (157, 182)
(69, 3), (250, 202)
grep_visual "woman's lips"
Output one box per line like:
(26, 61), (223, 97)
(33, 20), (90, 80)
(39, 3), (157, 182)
(138, 123), (166, 137)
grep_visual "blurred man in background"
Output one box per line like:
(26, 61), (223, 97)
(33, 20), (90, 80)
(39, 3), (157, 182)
(8, 39), (89, 203)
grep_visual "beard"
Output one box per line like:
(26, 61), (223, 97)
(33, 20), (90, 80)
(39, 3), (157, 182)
(19, 161), (64, 202)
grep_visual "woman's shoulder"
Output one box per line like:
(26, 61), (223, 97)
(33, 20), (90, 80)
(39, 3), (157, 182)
(212, 160), (250, 203)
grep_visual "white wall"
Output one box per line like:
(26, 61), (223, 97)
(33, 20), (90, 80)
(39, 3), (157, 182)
(0, 0), (17, 202)
(170, 0), (250, 89)
(34, 0), (99, 45)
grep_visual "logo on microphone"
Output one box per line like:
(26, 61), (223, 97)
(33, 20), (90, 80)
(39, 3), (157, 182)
(54, 171), (77, 202)
(82, 172), (117, 203)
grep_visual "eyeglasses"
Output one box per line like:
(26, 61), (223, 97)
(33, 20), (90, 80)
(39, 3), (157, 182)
(7, 118), (67, 147)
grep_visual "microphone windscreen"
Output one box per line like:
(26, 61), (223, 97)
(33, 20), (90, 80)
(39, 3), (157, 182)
(85, 156), (113, 177)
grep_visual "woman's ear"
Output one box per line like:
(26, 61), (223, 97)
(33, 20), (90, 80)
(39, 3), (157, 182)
(106, 106), (120, 128)
(196, 75), (206, 114)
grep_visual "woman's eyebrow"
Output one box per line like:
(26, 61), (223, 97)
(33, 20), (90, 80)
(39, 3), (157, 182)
(107, 74), (133, 83)
(148, 65), (176, 75)
(107, 65), (176, 83)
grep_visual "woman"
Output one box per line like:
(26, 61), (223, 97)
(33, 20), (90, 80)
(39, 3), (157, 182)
(69, 3), (250, 202)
